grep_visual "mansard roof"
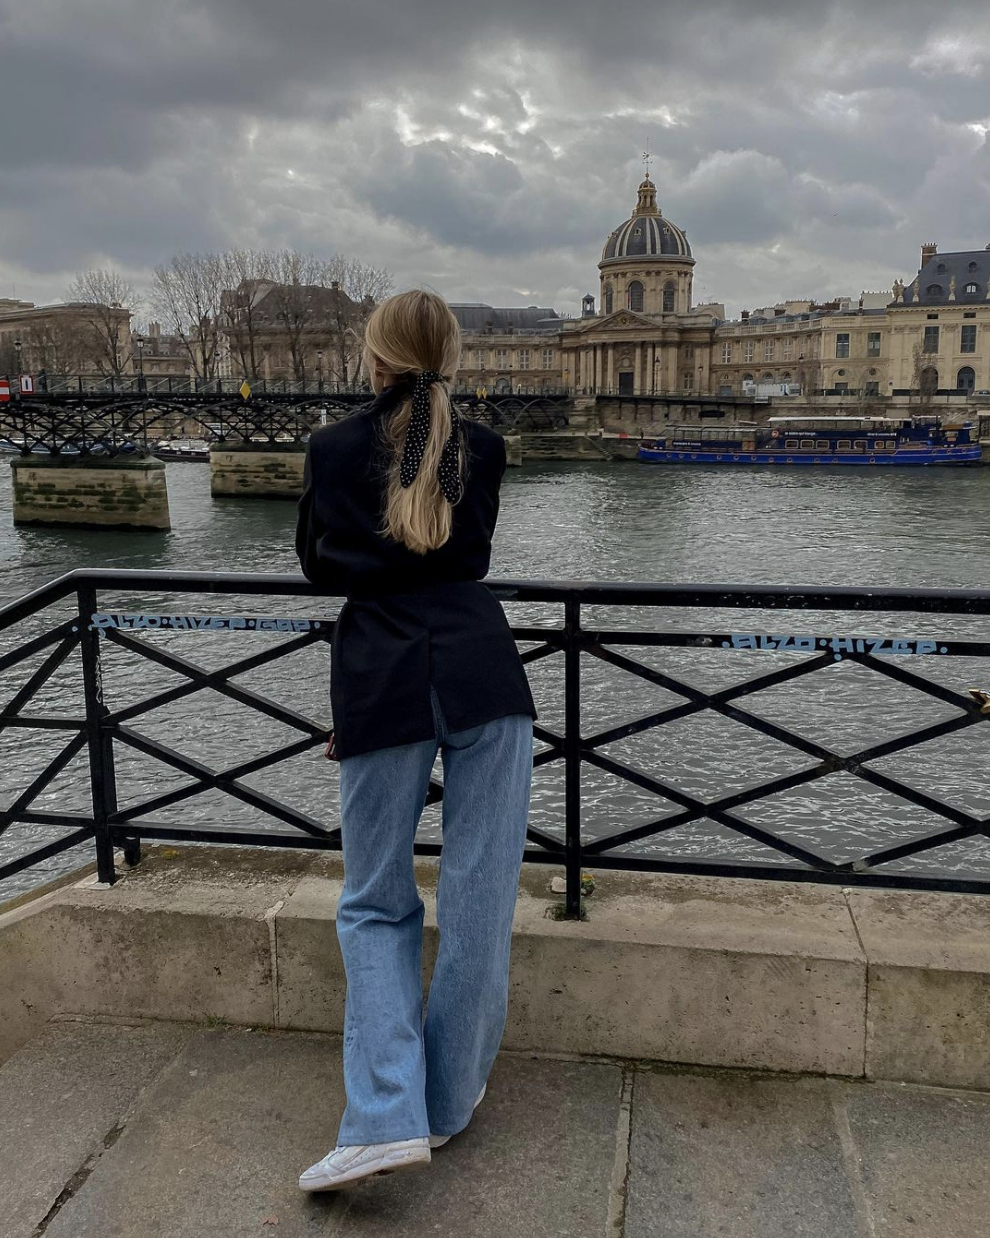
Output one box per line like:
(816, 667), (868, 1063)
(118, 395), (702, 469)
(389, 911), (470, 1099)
(902, 250), (990, 306)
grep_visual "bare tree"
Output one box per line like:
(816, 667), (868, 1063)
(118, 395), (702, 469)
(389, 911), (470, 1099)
(254, 250), (332, 384)
(911, 342), (938, 408)
(26, 319), (90, 377)
(67, 269), (140, 376)
(150, 252), (226, 380)
(794, 350), (822, 396)
(324, 257), (393, 389)
(219, 249), (272, 380)
(326, 257), (393, 306)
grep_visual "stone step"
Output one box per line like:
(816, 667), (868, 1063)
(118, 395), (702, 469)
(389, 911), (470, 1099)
(3, 1017), (990, 1237)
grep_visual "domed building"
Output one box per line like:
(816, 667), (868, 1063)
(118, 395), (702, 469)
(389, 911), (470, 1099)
(557, 174), (721, 397)
(452, 170), (990, 417)
(599, 175), (695, 317)
(450, 170), (722, 400)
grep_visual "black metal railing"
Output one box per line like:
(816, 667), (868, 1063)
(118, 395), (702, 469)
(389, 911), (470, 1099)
(3, 570), (990, 916)
(0, 391), (570, 456)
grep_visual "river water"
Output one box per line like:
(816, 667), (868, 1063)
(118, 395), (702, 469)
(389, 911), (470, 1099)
(3, 457), (990, 900)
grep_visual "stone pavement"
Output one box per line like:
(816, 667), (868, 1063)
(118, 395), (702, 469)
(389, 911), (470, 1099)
(2, 1017), (989, 1238)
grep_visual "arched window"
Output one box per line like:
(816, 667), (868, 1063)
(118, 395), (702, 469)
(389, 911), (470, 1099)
(604, 284), (614, 315)
(957, 366), (976, 394)
(965, 282), (978, 294)
(920, 366), (939, 396)
(742, 373), (754, 382)
(627, 280), (644, 312)
(662, 281), (676, 312)
(926, 284), (943, 297)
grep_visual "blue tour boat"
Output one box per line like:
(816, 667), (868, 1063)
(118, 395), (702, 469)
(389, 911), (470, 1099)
(638, 417), (982, 466)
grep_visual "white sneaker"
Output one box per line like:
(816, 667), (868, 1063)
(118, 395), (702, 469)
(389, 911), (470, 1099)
(298, 1137), (431, 1192)
(429, 1085), (488, 1149)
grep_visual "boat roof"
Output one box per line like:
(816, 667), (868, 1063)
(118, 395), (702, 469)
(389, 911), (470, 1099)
(767, 416), (899, 424)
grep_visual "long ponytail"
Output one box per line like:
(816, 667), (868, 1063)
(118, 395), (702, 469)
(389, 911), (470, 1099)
(363, 291), (463, 555)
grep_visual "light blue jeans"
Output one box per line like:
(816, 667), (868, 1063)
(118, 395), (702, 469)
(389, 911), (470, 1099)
(335, 694), (533, 1146)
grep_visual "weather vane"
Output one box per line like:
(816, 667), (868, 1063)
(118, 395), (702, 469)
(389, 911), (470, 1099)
(643, 148), (653, 178)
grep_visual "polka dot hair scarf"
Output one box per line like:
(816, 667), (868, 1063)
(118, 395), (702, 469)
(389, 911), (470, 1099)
(399, 370), (462, 503)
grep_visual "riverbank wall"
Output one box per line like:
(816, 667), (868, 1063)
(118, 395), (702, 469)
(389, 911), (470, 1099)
(9, 456), (171, 529)
(3, 844), (989, 1091)
(210, 445), (306, 498)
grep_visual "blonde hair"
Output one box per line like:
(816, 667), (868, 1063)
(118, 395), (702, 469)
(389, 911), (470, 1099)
(364, 290), (463, 554)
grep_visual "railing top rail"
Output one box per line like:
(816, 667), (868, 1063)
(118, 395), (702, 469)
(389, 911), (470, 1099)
(5, 568), (990, 616)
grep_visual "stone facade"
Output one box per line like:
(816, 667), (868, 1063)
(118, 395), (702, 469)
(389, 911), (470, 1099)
(209, 447), (306, 498)
(454, 178), (990, 415)
(10, 456), (171, 529)
(0, 299), (133, 382)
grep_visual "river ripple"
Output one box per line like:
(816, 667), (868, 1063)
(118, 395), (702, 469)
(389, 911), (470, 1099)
(3, 457), (990, 899)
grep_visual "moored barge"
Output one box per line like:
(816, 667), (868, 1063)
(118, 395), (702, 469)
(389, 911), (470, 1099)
(638, 417), (982, 466)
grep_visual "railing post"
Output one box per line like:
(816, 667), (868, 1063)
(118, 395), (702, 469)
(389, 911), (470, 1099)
(563, 597), (583, 917)
(78, 584), (120, 884)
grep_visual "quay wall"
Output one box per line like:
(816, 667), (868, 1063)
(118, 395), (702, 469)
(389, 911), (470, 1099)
(210, 446), (306, 499)
(10, 456), (171, 530)
(3, 845), (990, 1091)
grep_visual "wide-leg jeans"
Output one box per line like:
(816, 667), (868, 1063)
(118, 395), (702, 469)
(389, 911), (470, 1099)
(334, 697), (533, 1146)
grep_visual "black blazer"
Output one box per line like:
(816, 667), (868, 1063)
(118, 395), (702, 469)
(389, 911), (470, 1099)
(295, 385), (536, 758)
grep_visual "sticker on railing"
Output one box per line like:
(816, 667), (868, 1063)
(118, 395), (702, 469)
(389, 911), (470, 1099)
(723, 633), (948, 659)
(88, 613), (324, 634)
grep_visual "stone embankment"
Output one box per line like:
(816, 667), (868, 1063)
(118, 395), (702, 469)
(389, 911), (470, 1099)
(4, 846), (990, 1090)
(3, 847), (990, 1237)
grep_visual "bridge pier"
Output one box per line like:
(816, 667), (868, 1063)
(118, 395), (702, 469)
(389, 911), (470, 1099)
(209, 446), (306, 499)
(10, 456), (171, 530)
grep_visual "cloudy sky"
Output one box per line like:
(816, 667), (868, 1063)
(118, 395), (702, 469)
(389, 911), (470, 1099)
(2, 0), (990, 319)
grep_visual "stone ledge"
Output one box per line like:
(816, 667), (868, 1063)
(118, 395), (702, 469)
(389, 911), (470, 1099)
(2, 846), (990, 1087)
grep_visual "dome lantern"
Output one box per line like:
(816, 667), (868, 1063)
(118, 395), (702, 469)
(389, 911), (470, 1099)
(632, 175), (659, 217)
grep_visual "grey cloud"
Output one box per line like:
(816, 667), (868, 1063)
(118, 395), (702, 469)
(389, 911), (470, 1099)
(2, 0), (990, 316)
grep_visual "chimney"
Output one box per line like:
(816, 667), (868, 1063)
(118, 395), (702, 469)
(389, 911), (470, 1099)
(741, 309), (750, 322)
(921, 242), (937, 267)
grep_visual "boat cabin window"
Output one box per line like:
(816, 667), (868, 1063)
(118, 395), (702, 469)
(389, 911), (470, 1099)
(784, 439), (799, 449)
(853, 439), (866, 450)
(837, 439), (851, 449)
(815, 440), (829, 450)
(800, 438), (814, 448)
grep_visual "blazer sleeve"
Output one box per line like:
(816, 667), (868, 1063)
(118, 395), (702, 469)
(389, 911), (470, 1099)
(295, 441), (345, 591)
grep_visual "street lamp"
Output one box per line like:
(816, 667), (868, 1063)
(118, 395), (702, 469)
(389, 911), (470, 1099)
(13, 340), (22, 398)
(134, 334), (146, 391)
(317, 349), (324, 394)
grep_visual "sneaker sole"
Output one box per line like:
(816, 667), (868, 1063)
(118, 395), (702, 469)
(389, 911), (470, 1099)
(298, 1147), (431, 1192)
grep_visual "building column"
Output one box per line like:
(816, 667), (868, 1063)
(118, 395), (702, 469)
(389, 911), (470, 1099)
(634, 343), (643, 395)
(665, 341), (678, 392)
(607, 346), (615, 392)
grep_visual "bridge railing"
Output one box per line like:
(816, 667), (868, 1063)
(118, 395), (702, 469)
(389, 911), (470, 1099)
(0, 390), (571, 455)
(2, 570), (990, 916)
(23, 375), (574, 400)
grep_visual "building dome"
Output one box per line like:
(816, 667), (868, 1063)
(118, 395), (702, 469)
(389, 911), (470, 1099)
(601, 176), (691, 263)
